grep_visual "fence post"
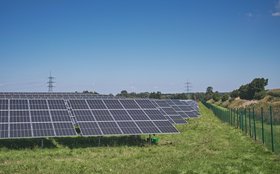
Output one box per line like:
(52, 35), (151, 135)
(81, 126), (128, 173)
(232, 108), (235, 127)
(237, 108), (240, 129)
(241, 109), (244, 131)
(253, 107), (256, 141)
(249, 108), (251, 137)
(244, 108), (247, 135)
(270, 106), (274, 152)
(261, 107), (264, 144)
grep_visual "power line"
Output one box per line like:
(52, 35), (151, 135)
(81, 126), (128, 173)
(47, 72), (55, 92)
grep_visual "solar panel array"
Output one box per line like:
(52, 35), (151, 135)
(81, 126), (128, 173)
(0, 93), (199, 139)
(152, 99), (199, 124)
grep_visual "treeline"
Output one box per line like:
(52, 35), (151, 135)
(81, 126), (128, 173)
(116, 90), (204, 100)
(205, 78), (268, 102)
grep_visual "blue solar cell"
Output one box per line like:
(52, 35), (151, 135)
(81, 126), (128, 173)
(0, 124), (8, 138)
(87, 100), (107, 109)
(10, 111), (30, 122)
(117, 121), (142, 134)
(135, 100), (156, 109)
(68, 100), (89, 109)
(103, 100), (123, 109)
(119, 100), (140, 109)
(10, 100), (28, 110)
(135, 121), (160, 134)
(79, 122), (102, 136)
(10, 123), (32, 138)
(153, 121), (178, 133)
(53, 122), (77, 136)
(73, 110), (95, 122)
(98, 122), (122, 135)
(0, 111), (8, 122)
(30, 110), (51, 122)
(29, 100), (48, 110)
(127, 110), (150, 120)
(91, 110), (114, 121)
(0, 100), (8, 110)
(32, 123), (55, 137)
(143, 110), (166, 120)
(50, 110), (72, 122)
(48, 100), (67, 109)
(109, 110), (132, 121)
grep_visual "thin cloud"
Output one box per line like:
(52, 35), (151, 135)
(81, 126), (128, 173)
(272, 0), (280, 17)
(272, 12), (280, 16)
(246, 12), (254, 17)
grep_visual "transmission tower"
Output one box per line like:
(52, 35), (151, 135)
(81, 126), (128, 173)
(185, 81), (192, 99)
(185, 81), (191, 93)
(47, 72), (55, 92)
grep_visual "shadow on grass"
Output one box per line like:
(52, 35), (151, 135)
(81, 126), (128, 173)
(0, 135), (147, 150)
(0, 138), (56, 149)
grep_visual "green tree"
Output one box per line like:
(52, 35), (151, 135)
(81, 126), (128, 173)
(230, 89), (239, 98)
(221, 94), (229, 102)
(238, 78), (268, 100)
(149, 91), (161, 99)
(212, 91), (221, 102)
(205, 86), (214, 101)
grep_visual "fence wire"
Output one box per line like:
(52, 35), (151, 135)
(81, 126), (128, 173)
(203, 102), (279, 154)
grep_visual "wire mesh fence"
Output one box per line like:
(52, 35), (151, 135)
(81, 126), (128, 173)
(203, 102), (280, 154)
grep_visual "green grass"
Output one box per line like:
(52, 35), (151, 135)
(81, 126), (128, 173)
(0, 103), (280, 174)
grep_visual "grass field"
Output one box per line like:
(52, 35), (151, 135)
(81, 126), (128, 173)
(0, 103), (280, 174)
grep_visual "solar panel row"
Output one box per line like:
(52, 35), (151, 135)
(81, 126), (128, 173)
(0, 97), (182, 139)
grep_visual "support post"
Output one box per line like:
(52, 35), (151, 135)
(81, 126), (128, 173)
(270, 106), (274, 152)
(249, 108), (251, 137)
(253, 107), (256, 141)
(261, 107), (264, 144)
(41, 139), (44, 148)
(244, 108), (247, 134)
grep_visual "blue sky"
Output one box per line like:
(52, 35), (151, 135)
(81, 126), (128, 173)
(0, 0), (280, 94)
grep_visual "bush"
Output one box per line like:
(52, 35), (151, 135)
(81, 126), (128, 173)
(230, 89), (239, 98)
(254, 91), (266, 100)
(221, 95), (229, 102)
(213, 92), (221, 102)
